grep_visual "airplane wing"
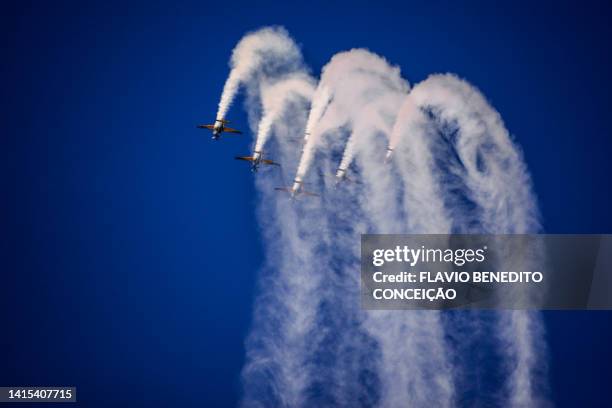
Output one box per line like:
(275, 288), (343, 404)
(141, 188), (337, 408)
(223, 127), (243, 134)
(235, 156), (255, 162)
(198, 124), (215, 130)
(343, 176), (362, 185)
(274, 187), (319, 198)
(302, 191), (320, 197)
(262, 159), (280, 166)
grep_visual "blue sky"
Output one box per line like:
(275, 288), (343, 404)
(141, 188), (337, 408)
(2, 1), (612, 406)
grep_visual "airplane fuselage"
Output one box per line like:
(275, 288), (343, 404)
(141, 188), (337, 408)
(198, 119), (242, 140)
(211, 122), (223, 140)
(335, 168), (346, 183)
(290, 178), (303, 198)
(235, 150), (279, 173)
(384, 147), (394, 163)
(251, 151), (262, 171)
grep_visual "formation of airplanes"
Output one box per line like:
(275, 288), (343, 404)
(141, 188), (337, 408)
(197, 118), (319, 199)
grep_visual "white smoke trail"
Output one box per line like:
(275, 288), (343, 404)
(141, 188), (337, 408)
(295, 49), (407, 185)
(355, 94), (455, 408)
(302, 86), (331, 143)
(215, 27), (303, 121)
(391, 94), (454, 233)
(405, 75), (539, 232)
(254, 74), (316, 155)
(245, 76), (329, 408)
(296, 50), (418, 406)
(211, 27), (328, 407)
(393, 74), (547, 406)
(297, 50), (456, 407)
(336, 93), (400, 180)
(248, 47), (451, 407)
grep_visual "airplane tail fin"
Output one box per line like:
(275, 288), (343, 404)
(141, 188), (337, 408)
(301, 190), (320, 197)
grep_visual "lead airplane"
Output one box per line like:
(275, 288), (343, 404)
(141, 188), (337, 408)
(197, 119), (242, 140)
(235, 150), (280, 172)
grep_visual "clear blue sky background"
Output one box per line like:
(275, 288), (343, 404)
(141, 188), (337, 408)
(2, 1), (611, 406)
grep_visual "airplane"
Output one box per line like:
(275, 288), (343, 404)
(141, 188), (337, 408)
(235, 150), (280, 172)
(384, 147), (394, 163)
(275, 178), (319, 199)
(197, 119), (242, 140)
(334, 168), (356, 185)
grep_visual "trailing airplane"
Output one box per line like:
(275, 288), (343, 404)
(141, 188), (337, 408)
(334, 168), (358, 185)
(384, 147), (394, 163)
(197, 119), (242, 140)
(235, 151), (280, 172)
(275, 177), (319, 199)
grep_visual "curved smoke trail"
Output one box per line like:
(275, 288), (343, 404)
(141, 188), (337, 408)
(211, 27), (547, 407)
(336, 90), (403, 181)
(406, 74), (540, 233)
(211, 27), (325, 407)
(391, 74), (547, 406)
(254, 74), (316, 155)
(215, 27), (303, 121)
(295, 49), (408, 186)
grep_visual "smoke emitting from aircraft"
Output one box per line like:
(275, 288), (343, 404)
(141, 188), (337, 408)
(215, 27), (303, 122)
(211, 27), (547, 407)
(254, 74), (316, 156)
(336, 92), (406, 182)
(295, 49), (409, 191)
